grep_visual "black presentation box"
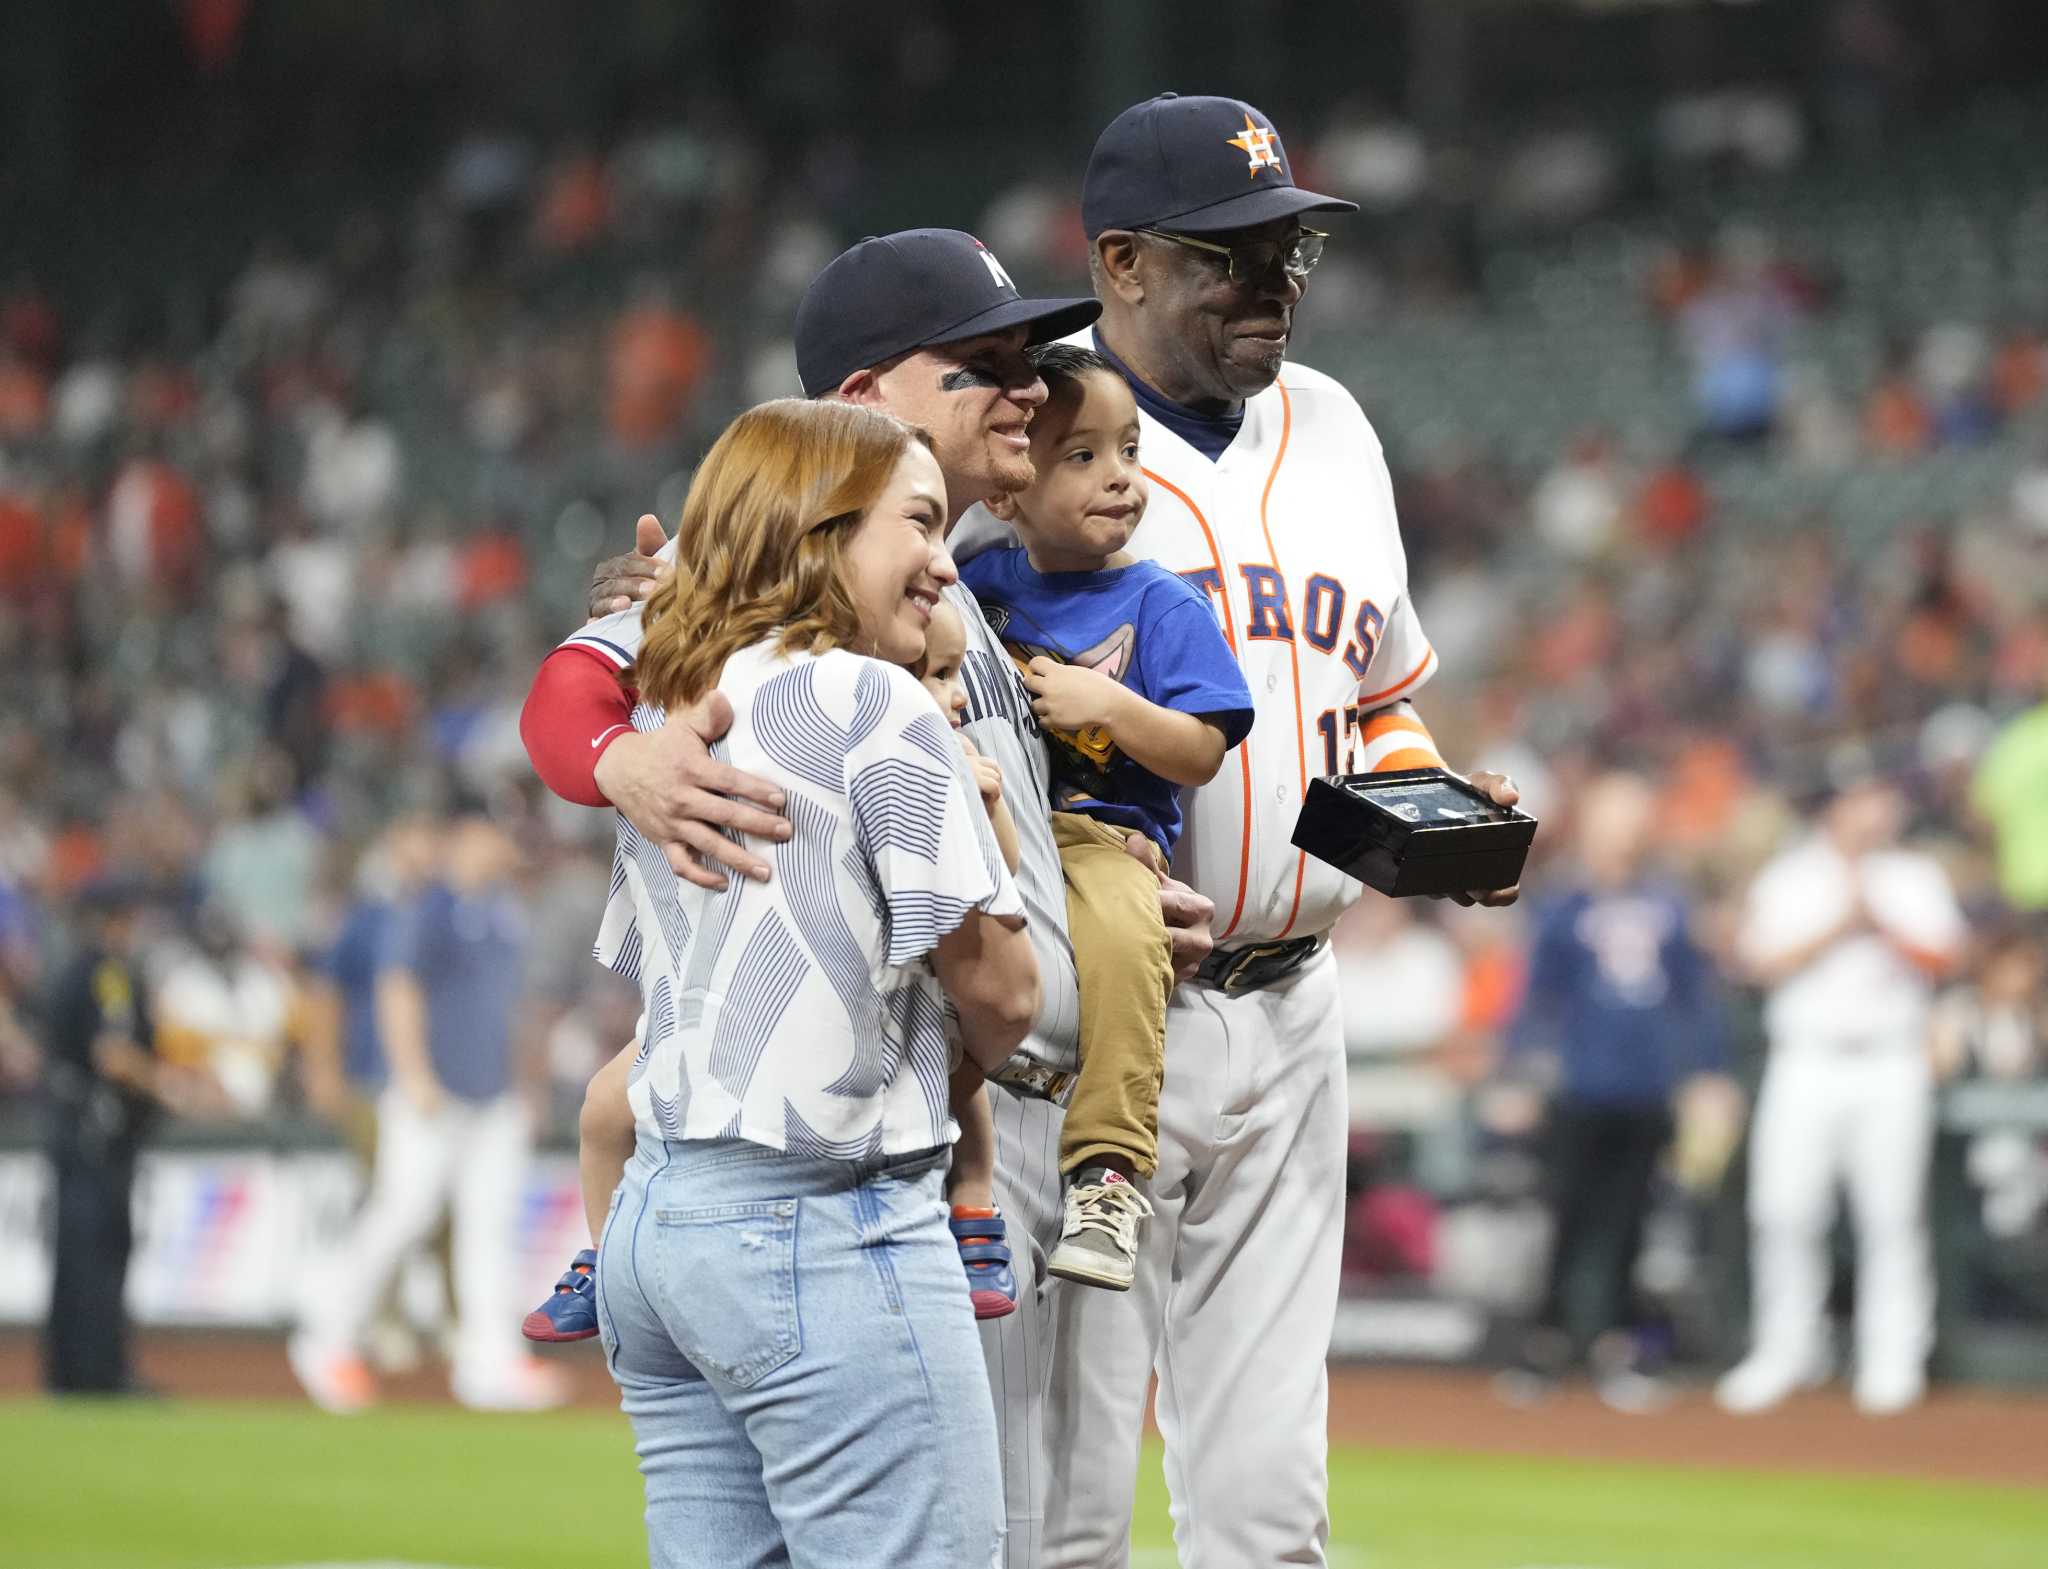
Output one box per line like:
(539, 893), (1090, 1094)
(1290, 767), (1537, 898)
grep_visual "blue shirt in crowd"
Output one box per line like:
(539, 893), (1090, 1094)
(1507, 883), (1728, 1109)
(322, 898), (391, 1089)
(958, 549), (1253, 856)
(379, 881), (529, 1103)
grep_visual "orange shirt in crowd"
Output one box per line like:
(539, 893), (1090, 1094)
(457, 531), (528, 610)
(1664, 736), (1751, 850)
(536, 154), (614, 254)
(106, 459), (205, 598)
(324, 671), (419, 738)
(0, 493), (43, 598)
(607, 304), (709, 448)
(1991, 333), (2045, 416)
(0, 359), (48, 437)
(1865, 377), (1931, 456)
(1637, 462), (1709, 547)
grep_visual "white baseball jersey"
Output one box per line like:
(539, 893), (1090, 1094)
(955, 345), (1436, 948)
(1732, 833), (1964, 1405)
(1740, 835), (1965, 1049)
(956, 342), (1443, 1568)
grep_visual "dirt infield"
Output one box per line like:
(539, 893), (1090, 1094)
(5, 1332), (2041, 1489)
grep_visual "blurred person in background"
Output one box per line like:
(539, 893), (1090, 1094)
(0, 822), (40, 1089)
(289, 802), (564, 1414)
(1931, 923), (2048, 1241)
(199, 745), (323, 958)
(40, 878), (217, 1394)
(299, 817), (442, 1127)
(1676, 225), (1799, 445)
(299, 815), (457, 1372)
(151, 900), (303, 1117)
(1497, 771), (1732, 1412)
(1970, 672), (2048, 913)
(1718, 766), (1966, 1416)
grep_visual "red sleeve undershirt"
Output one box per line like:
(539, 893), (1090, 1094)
(520, 645), (636, 808)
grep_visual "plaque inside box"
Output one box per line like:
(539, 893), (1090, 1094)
(1290, 767), (1537, 899)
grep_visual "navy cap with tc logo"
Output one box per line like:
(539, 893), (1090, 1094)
(1082, 93), (1358, 239)
(794, 229), (1101, 398)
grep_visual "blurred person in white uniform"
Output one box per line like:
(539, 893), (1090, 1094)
(291, 805), (563, 1415)
(1718, 767), (1966, 1415)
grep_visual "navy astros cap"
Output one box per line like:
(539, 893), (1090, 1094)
(1082, 93), (1358, 239)
(795, 229), (1101, 397)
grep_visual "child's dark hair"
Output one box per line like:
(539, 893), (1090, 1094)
(1028, 342), (1115, 393)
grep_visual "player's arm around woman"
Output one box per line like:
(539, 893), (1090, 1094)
(591, 398), (1035, 1569)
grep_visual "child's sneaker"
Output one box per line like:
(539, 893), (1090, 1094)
(522, 1249), (599, 1343)
(949, 1207), (1017, 1320)
(1047, 1166), (1152, 1291)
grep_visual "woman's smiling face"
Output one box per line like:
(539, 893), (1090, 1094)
(840, 440), (954, 664)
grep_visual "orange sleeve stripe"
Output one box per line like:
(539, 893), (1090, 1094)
(1372, 745), (1445, 774)
(1357, 713), (1433, 746)
(1356, 646), (1436, 709)
(1143, 465), (1253, 942)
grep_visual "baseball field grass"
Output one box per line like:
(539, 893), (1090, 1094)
(5, 1397), (2044, 1569)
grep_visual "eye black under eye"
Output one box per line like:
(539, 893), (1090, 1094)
(939, 364), (1004, 392)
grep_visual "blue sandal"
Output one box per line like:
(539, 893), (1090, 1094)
(949, 1208), (1017, 1321)
(522, 1249), (599, 1342)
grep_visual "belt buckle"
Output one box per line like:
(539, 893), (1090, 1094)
(1221, 942), (1286, 995)
(990, 1060), (1076, 1103)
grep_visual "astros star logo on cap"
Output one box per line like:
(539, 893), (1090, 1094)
(1226, 112), (1281, 178)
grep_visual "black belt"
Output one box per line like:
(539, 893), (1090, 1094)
(1193, 934), (1326, 995)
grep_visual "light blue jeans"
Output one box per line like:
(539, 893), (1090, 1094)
(596, 1136), (1003, 1569)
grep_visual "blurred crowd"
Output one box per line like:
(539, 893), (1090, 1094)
(3, 21), (2047, 1394)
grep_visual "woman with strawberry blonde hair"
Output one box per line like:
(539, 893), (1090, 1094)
(593, 397), (1037, 1569)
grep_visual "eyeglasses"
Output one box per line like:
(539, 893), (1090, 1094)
(1139, 227), (1328, 286)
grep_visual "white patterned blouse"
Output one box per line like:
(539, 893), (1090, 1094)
(600, 638), (1023, 1159)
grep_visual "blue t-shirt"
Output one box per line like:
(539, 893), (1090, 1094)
(1507, 883), (1729, 1109)
(379, 881), (529, 1103)
(321, 899), (391, 1089)
(958, 549), (1253, 854)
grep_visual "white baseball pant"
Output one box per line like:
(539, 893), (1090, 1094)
(1743, 1044), (1935, 1386)
(1033, 945), (1347, 1568)
(300, 1087), (534, 1385)
(982, 1083), (1070, 1569)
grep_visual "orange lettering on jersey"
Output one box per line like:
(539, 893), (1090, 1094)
(1302, 573), (1345, 653)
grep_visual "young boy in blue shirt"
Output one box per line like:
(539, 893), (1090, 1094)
(963, 343), (1253, 1288)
